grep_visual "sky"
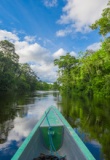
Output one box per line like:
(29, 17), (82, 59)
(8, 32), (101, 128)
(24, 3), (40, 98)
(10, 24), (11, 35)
(0, 0), (108, 83)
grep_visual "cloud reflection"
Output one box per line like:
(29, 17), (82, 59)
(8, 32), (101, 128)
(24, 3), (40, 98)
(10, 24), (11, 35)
(0, 91), (59, 158)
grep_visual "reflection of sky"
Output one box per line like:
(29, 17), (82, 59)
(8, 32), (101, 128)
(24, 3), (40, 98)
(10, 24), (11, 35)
(74, 128), (103, 160)
(0, 91), (59, 160)
(0, 91), (103, 160)
(85, 141), (102, 160)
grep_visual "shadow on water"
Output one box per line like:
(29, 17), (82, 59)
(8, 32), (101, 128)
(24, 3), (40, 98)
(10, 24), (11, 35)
(59, 94), (110, 160)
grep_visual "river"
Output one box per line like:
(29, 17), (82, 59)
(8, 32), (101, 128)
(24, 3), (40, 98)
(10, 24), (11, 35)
(0, 91), (110, 160)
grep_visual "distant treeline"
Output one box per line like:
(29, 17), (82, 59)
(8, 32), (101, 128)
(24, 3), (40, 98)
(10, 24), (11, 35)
(54, 2), (110, 97)
(0, 40), (59, 93)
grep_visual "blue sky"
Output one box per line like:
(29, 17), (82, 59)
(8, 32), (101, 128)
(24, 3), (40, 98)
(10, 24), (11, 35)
(0, 0), (108, 82)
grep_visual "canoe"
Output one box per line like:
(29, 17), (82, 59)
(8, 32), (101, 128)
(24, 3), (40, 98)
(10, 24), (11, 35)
(11, 106), (95, 160)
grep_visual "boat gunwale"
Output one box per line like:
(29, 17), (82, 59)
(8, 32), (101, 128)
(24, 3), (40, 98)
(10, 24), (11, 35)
(52, 106), (95, 160)
(11, 106), (95, 160)
(11, 107), (52, 160)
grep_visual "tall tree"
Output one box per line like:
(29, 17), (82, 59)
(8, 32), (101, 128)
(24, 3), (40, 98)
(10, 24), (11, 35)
(0, 40), (19, 63)
(54, 53), (78, 92)
(90, 1), (110, 36)
(0, 40), (38, 92)
(0, 41), (19, 91)
(17, 63), (38, 92)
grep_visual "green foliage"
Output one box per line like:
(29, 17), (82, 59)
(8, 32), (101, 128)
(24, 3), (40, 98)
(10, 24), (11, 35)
(0, 40), (56, 93)
(54, 53), (78, 92)
(54, 41), (110, 97)
(0, 40), (19, 91)
(0, 40), (19, 63)
(0, 40), (40, 93)
(54, 2), (110, 98)
(36, 81), (52, 90)
(17, 63), (38, 92)
(61, 95), (110, 160)
(102, 37), (110, 54)
(52, 82), (59, 90)
(90, 1), (110, 36)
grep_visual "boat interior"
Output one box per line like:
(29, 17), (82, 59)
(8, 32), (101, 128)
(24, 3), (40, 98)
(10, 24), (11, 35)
(18, 126), (88, 160)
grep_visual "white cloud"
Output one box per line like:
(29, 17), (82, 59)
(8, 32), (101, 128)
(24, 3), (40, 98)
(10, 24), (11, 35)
(56, 27), (72, 37)
(53, 48), (66, 58)
(0, 106), (48, 150)
(0, 30), (19, 41)
(24, 36), (36, 42)
(70, 51), (77, 57)
(87, 42), (101, 51)
(31, 63), (58, 83)
(15, 41), (52, 65)
(0, 29), (58, 82)
(57, 0), (108, 35)
(14, 37), (56, 82)
(38, 37), (56, 48)
(53, 48), (77, 59)
(43, 0), (58, 7)
(0, 29), (77, 82)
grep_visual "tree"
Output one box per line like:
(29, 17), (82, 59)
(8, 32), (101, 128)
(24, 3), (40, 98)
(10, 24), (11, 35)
(0, 40), (38, 92)
(90, 1), (110, 36)
(0, 41), (19, 91)
(54, 1), (110, 97)
(52, 82), (59, 90)
(17, 63), (38, 92)
(102, 37), (110, 54)
(0, 40), (19, 63)
(54, 53), (78, 92)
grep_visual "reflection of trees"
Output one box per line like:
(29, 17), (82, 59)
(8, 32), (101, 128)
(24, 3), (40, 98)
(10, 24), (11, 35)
(0, 94), (17, 144)
(61, 95), (110, 160)
(35, 91), (60, 100)
(0, 93), (30, 144)
(52, 91), (59, 97)
(53, 91), (60, 102)
(0, 120), (14, 144)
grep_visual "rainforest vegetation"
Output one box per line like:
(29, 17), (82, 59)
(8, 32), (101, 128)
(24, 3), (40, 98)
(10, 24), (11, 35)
(0, 1), (109, 95)
(0, 40), (57, 93)
(54, 1), (110, 97)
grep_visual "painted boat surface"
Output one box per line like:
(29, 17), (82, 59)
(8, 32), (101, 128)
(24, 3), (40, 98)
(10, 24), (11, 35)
(11, 106), (96, 160)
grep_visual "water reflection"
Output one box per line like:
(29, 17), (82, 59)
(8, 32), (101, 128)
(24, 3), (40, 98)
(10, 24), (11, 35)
(0, 91), (109, 160)
(60, 95), (110, 160)
(0, 91), (59, 160)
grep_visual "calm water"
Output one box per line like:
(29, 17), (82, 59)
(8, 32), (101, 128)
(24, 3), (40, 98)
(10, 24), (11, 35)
(0, 91), (110, 160)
